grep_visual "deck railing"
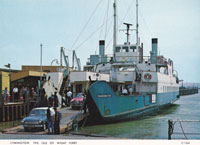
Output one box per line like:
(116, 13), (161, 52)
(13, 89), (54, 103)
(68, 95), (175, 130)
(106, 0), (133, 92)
(168, 120), (200, 140)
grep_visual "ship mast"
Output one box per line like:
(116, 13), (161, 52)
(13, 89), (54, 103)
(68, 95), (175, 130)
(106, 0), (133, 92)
(123, 23), (132, 44)
(136, 0), (139, 51)
(113, 0), (117, 56)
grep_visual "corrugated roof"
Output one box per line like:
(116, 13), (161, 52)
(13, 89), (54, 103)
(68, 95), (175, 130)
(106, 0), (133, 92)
(11, 71), (47, 82)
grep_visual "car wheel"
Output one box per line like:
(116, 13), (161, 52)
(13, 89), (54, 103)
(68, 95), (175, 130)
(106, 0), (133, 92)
(45, 123), (48, 130)
(44, 124), (47, 130)
(41, 125), (45, 131)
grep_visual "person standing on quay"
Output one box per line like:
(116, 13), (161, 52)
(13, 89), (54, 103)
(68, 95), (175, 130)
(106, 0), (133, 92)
(46, 106), (54, 134)
(13, 86), (18, 102)
(54, 107), (61, 134)
(19, 87), (23, 101)
(4, 87), (8, 103)
(22, 86), (27, 103)
(67, 89), (72, 106)
(53, 92), (58, 108)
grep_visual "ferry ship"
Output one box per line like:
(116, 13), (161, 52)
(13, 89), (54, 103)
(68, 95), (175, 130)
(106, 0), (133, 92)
(82, 0), (180, 123)
(43, 0), (180, 122)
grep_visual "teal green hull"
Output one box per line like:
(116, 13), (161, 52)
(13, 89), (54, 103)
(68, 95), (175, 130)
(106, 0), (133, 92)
(87, 81), (179, 123)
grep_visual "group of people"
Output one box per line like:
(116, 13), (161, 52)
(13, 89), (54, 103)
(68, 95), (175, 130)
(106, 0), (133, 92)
(2, 86), (36, 103)
(122, 85), (136, 95)
(62, 89), (72, 107)
(9, 86), (38, 102)
(46, 106), (61, 134)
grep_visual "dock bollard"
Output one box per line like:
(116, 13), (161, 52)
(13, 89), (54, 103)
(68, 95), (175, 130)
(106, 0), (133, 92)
(73, 119), (78, 132)
(168, 120), (173, 140)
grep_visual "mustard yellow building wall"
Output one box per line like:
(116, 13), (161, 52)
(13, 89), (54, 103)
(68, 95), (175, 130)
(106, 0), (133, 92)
(2, 72), (10, 93)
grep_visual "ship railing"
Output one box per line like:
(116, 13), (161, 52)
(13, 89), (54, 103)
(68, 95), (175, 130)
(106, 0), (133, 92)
(168, 119), (200, 140)
(86, 55), (151, 65)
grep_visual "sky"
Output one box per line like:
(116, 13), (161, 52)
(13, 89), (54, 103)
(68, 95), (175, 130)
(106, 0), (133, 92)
(0, 0), (200, 83)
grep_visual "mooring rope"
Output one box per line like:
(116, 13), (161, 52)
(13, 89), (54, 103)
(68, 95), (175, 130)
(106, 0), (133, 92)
(179, 120), (188, 140)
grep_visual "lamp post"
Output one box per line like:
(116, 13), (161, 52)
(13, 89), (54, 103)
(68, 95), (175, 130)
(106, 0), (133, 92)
(51, 59), (59, 72)
(4, 63), (11, 76)
(4, 63), (11, 102)
(40, 44), (43, 89)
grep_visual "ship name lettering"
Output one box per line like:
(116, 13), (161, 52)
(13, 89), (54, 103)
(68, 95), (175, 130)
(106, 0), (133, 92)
(97, 95), (111, 98)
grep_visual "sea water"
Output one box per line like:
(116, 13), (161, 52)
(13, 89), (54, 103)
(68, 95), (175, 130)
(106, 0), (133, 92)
(79, 93), (200, 139)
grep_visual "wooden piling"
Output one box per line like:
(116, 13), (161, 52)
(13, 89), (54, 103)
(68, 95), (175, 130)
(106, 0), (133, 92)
(11, 106), (14, 121)
(27, 103), (30, 114)
(17, 106), (20, 120)
(25, 104), (27, 116)
(0, 101), (36, 122)
(20, 105), (22, 119)
(23, 105), (26, 116)
(22, 105), (24, 117)
(0, 107), (2, 122)
(16, 106), (19, 120)
(6, 106), (9, 121)
(2, 107), (5, 122)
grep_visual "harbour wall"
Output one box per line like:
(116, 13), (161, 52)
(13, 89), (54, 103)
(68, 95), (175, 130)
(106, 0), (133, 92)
(179, 87), (199, 96)
(0, 95), (35, 122)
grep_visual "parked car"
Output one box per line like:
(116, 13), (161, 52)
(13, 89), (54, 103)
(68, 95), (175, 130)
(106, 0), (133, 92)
(21, 107), (55, 131)
(70, 93), (84, 109)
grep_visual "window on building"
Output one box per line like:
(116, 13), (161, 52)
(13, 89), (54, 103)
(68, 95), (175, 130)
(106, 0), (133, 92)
(75, 84), (82, 95)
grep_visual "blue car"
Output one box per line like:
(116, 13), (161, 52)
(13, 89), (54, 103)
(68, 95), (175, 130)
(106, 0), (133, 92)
(21, 107), (55, 131)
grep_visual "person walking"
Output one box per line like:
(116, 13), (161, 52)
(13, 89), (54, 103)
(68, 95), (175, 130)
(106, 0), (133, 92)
(54, 107), (61, 134)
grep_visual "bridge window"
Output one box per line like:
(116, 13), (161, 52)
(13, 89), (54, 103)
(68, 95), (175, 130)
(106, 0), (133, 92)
(115, 47), (121, 52)
(130, 46), (136, 52)
(122, 46), (129, 52)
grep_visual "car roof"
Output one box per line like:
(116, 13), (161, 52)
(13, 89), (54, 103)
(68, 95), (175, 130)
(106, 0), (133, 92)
(31, 107), (55, 114)
(32, 107), (50, 110)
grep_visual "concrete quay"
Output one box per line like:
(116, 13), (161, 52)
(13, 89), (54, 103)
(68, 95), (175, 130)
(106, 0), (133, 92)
(1, 107), (87, 135)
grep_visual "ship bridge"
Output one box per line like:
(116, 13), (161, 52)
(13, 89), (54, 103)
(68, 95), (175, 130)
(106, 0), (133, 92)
(114, 44), (139, 64)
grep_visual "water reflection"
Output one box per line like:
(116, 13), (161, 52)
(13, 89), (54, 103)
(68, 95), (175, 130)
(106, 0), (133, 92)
(0, 120), (21, 131)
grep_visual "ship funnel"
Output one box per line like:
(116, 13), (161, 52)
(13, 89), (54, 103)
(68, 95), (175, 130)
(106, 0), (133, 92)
(139, 43), (143, 63)
(99, 40), (105, 57)
(99, 40), (105, 63)
(150, 38), (158, 64)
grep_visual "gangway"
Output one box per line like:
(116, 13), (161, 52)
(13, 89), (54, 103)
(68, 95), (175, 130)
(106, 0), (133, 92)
(58, 47), (70, 98)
